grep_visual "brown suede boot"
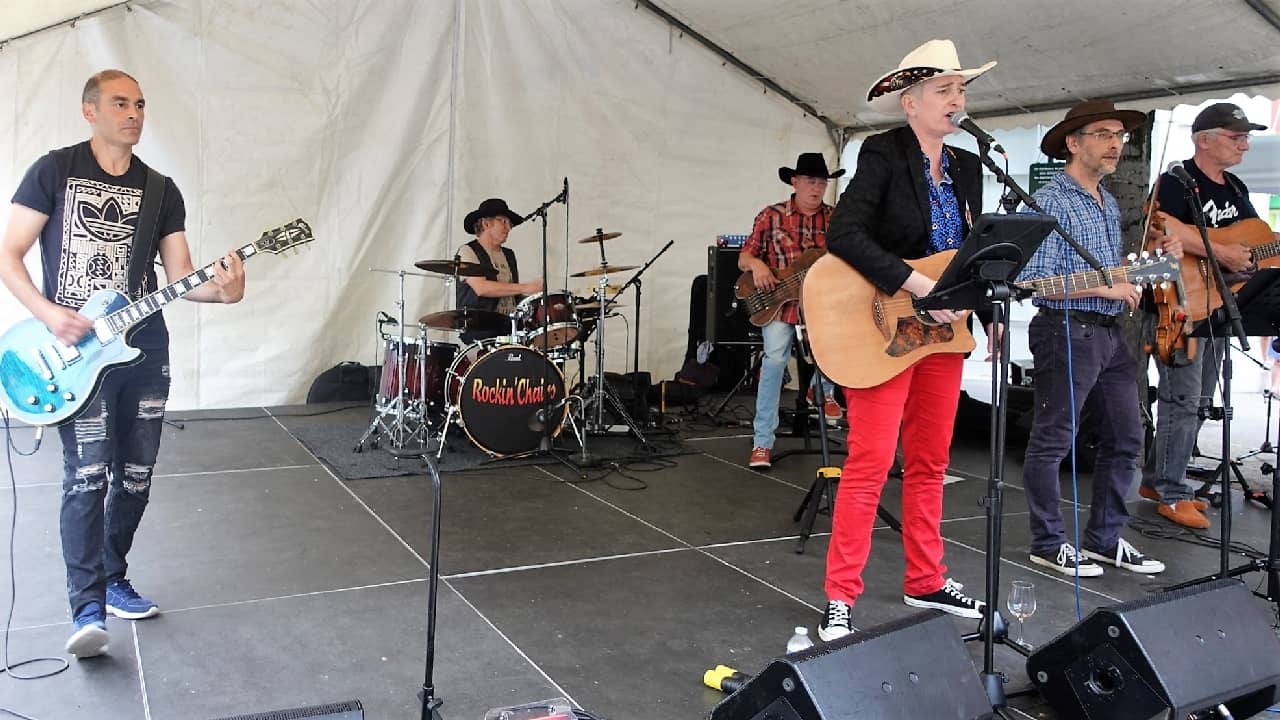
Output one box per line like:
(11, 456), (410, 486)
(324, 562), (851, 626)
(1158, 500), (1211, 529)
(1138, 485), (1209, 511)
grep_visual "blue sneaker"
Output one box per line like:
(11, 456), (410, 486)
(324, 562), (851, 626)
(106, 579), (159, 619)
(65, 601), (109, 658)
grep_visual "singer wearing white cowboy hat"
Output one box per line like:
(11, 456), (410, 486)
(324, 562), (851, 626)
(817, 39), (998, 641)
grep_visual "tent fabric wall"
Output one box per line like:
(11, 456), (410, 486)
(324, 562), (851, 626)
(0, 0), (832, 410)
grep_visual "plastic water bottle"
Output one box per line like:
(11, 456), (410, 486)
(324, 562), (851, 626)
(786, 626), (814, 654)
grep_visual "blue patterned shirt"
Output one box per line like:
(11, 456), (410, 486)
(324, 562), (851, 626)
(924, 151), (963, 254)
(1017, 171), (1125, 315)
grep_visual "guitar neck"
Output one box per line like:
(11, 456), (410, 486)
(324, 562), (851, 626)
(104, 242), (259, 334)
(1252, 239), (1280, 263)
(1024, 266), (1133, 297)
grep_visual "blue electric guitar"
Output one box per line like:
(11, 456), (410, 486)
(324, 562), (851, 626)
(0, 218), (314, 426)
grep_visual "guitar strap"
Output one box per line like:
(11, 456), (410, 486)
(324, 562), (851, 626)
(127, 167), (166, 300)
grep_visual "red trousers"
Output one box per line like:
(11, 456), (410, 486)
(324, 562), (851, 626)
(824, 352), (963, 604)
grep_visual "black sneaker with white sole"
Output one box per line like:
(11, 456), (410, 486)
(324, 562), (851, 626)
(1081, 538), (1165, 574)
(817, 599), (852, 642)
(1030, 542), (1104, 577)
(903, 578), (985, 619)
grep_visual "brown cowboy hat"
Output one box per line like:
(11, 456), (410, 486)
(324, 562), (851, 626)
(463, 198), (525, 235)
(1040, 100), (1146, 160)
(778, 153), (845, 184)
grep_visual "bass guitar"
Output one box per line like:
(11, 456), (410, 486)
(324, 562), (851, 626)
(802, 249), (1180, 389)
(0, 219), (314, 426)
(734, 248), (825, 326)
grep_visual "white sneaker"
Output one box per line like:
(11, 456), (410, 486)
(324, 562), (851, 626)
(817, 599), (852, 642)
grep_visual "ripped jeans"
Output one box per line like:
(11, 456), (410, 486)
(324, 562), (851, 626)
(58, 349), (170, 616)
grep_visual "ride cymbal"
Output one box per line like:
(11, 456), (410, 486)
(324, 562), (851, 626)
(414, 258), (497, 279)
(419, 308), (510, 332)
(578, 230), (623, 244)
(570, 264), (638, 278)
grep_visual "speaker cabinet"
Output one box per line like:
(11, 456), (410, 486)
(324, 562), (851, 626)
(210, 700), (363, 719)
(709, 610), (993, 720)
(1027, 578), (1280, 720)
(706, 247), (760, 345)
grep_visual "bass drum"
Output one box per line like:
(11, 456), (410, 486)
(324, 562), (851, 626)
(447, 342), (567, 456)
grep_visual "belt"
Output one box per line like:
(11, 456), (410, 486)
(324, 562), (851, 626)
(1037, 308), (1120, 328)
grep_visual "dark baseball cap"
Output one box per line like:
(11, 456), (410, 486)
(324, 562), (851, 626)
(1191, 102), (1267, 133)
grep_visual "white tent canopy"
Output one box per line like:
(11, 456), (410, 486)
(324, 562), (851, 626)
(0, 0), (1277, 411)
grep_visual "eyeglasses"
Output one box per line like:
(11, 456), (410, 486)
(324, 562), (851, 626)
(1208, 131), (1251, 146)
(1075, 129), (1131, 144)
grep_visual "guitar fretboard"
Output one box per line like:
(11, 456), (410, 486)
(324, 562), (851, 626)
(1252, 240), (1280, 262)
(1024, 267), (1136, 297)
(104, 243), (258, 334)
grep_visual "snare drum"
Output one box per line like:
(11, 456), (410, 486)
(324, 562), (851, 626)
(446, 342), (567, 456)
(513, 291), (579, 350)
(378, 333), (457, 413)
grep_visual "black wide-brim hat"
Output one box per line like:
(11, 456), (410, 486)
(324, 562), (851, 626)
(778, 153), (845, 184)
(1040, 99), (1146, 161)
(463, 198), (524, 235)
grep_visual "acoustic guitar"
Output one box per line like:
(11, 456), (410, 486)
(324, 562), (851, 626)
(802, 250), (1181, 389)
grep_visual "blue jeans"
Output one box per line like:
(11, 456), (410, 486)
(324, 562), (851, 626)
(59, 349), (170, 616)
(1022, 314), (1142, 555)
(1142, 318), (1224, 502)
(753, 320), (834, 449)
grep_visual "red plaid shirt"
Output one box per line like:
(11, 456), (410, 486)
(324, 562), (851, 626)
(740, 195), (832, 324)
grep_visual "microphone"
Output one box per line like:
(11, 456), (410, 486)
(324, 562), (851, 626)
(562, 177), (569, 204)
(950, 112), (1005, 155)
(377, 311), (397, 325)
(1167, 162), (1198, 190)
(528, 397), (571, 431)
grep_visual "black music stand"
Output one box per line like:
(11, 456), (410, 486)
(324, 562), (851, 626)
(924, 213), (1056, 714)
(1167, 268), (1280, 607)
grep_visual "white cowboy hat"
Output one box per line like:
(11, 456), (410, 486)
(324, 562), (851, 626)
(865, 39), (996, 113)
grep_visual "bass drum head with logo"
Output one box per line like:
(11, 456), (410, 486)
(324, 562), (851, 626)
(455, 344), (567, 457)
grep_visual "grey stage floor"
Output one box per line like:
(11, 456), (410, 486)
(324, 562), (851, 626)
(2, 393), (1279, 720)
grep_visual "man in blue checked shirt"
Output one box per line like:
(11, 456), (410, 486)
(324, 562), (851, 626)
(1015, 100), (1180, 579)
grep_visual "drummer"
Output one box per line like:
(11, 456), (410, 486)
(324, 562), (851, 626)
(455, 198), (544, 344)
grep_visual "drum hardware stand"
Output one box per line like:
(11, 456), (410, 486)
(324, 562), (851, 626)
(580, 270), (649, 446)
(612, 239), (675, 374)
(706, 341), (763, 423)
(523, 180), (574, 464)
(356, 267), (437, 454)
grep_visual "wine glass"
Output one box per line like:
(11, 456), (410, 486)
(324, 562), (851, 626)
(1007, 580), (1037, 646)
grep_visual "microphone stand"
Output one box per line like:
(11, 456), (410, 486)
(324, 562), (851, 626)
(523, 180), (580, 474)
(977, 145), (1113, 287)
(1180, 179), (1249, 576)
(612, 239), (675, 373)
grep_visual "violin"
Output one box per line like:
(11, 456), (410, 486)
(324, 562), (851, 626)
(1143, 195), (1197, 363)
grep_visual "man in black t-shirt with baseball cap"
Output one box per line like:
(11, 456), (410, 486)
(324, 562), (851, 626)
(1141, 102), (1272, 529)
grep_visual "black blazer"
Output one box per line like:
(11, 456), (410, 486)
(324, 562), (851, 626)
(825, 125), (983, 294)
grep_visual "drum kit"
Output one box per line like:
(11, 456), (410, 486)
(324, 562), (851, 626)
(355, 228), (652, 461)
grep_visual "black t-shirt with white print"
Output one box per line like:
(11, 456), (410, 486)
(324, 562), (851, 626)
(11, 142), (185, 349)
(1156, 157), (1258, 229)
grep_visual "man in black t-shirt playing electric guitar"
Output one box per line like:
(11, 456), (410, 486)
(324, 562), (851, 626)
(0, 69), (246, 659)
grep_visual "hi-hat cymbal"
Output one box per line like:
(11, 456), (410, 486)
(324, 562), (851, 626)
(419, 308), (510, 332)
(570, 264), (638, 278)
(576, 285), (623, 296)
(578, 230), (622, 244)
(414, 258), (497, 279)
(575, 301), (626, 311)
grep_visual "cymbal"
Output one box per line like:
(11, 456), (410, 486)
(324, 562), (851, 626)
(576, 285), (623, 296)
(414, 258), (497, 279)
(419, 308), (510, 332)
(570, 264), (638, 278)
(578, 230), (622, 244)
(575, 301), (626, 311)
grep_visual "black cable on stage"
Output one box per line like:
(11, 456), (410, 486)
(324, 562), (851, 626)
(2, 412), (68, 720)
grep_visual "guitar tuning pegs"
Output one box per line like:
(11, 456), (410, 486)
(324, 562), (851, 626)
(1153, 247), (1164, 256)
(1140, 250), (1150, 259)
(1127, 252), (1138, 262)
